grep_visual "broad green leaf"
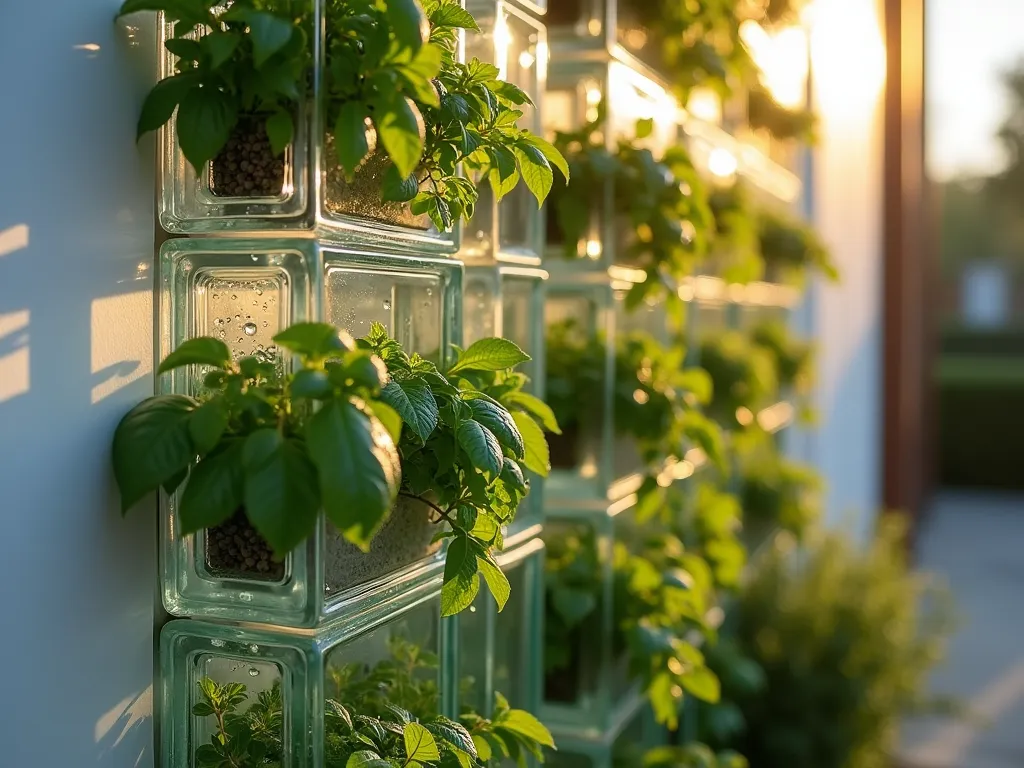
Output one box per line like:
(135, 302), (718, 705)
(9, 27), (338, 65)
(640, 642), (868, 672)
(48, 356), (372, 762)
(112, 394), (196, 512)
(403, 722), (440, 763)
(374, 94), (424, 180)
(176, 86), (237, 173)
(467, 399), (524, 458)
(428, 1), (480, 31)
(380, 164), (420, 203)
(117, 0), (207, 25)
(448, 337), (530, 375)
(514, 145), (553, 205)
(441, 535), (480, 616)
(501, 391), (561, 434)
(520, 133), (570, 182)
(188, 398), (229, 454)
(552, 586), (597, 628)
(179, 441), (244, 533)
(635, 117), (655, 139)
(456, 420), (502, 478)
(476, 548), (510, 611)
(200, 31), (241, 69)
(273, 323), (353, 358)
(511, 412), (550, 478)
(368, 401), (403, 443)
(494, 710), (555, 748)
(472, 734), (492, 762)
(221, 8), (294, 68)
(335, 102), (371, 175)
(403, 42), (444, 83)
(289, 369), (332, 399)
(381, 379), (438, 441)
(345, 751), (390, 768)
(159, 337), (232, 373)
(386, 0), (428, 52)
(266, 110), (294, 156)
(680, 665), (721, 703)
(499, 457), (527, 494)
(137, 72), (200, 139)
(242, 430), (320, 556)
(306, 400), (400, 550)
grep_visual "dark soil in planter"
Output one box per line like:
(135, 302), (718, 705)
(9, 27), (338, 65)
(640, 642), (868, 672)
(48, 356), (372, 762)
(324, 139), (430, 230)
(210, 116), (286, 198)
(547, 423), (582, 470)
(204, 509), (285, 582)
(323, 496), (441, 596)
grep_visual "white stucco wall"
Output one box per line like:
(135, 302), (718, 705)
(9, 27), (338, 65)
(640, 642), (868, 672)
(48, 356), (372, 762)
(0, 3), (158, 765)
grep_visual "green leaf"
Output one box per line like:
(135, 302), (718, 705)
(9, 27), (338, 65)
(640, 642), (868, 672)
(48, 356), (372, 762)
(242, 429), (321, 556)
(441, 535), (480, 616)
(273, 323), (353, 358)
(306, 400), (400, 550)
(164, 37), (201, 62)
(200, 31), (241, 69)
(476, 548), (510, 611)
(511, 411), (550, 478)
(386, 0), (427, 52)
(221, 7), (294, 68)
(381, 163), (421, 203)
(136, 72), (200, 139)
(428, 2), (480, 31)
(188, 398), (229, 454)
(179, 441), (244, 534)
(456, 420), (502, 478)
(552, 586), (597, 628)
(266, 110), (294, 156)
(159, 337), (232, 373)
(494, 710), (555, 748)
(335, 102), (371, 175)
(403, 722), (440, 763)
(368, 401), (403, 444)
(467, 399), (524, 458)
(514, 145), (553, 205)
(472, 734), (492, 762)
(501, 391), (561, 434)
(499, 457), (527, 494)
(521, 133), (570, 182)
(381, 380), (438, 441)
(345, 751), (390, 768)
(176, 86), (237, 173)
(680, 666), (721, 703)
(112, 395), (196, 512)
(289, 369), (332, 399)
(374, 94), (424, 180)
(635, 117), (654, 139)
(448, 338), (530, 375)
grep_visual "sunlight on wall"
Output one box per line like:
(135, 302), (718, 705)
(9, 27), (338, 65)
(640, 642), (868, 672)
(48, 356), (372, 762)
(0, 223), (29, 258)
(90, 291), (152, 404)
(0, 310), (29, 403)
(808, 0), (886, 123)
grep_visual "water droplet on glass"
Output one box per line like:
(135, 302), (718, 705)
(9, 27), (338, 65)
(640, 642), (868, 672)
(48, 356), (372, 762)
(249, 644), (259, 653)
(234, 314), (240, 320)
(382, 300), (392, 311)
(251, 255), (259, 262)
(243, 322), (257, 336)
(255, 288), (263, 296)
(239, 592), (253, 602)
(237, 337), (244, 344)
(210, 639), (225, 648)
(231, 294), (237, 300)
(425, 288), (433, 296)
(262, 321), (269, 328)
(225, 316), (232, 324)
(248, 667), (260, 677)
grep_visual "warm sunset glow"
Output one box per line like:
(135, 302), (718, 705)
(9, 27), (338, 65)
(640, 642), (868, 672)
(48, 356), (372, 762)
(807, 0), (886, 119)
(740, 20), (810, 109)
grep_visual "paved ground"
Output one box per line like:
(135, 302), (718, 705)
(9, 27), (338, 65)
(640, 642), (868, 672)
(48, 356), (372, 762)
(899, 492), (1024, 768)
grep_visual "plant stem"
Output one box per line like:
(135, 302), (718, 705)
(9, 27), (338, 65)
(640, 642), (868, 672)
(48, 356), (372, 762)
(398, 491), (456, 526)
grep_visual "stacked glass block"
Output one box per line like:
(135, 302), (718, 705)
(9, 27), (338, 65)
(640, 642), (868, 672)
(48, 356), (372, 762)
(154, 2), (553, 765)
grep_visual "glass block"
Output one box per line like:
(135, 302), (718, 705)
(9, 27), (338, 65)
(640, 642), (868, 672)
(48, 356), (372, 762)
(545, 55), (680, 262)
(465, 1), (548, 260)
(156, 6), (459, 254)
(545, 704), (647, 768)
(459, 537), (545, 717)
(161, 577), (452, 768)
(543, 277), (616, 502)
(541, 498), (643, 741)
(159, 237), (462, 627)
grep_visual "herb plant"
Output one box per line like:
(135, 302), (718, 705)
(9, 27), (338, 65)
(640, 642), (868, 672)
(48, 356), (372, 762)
(739, 449), (822, 538)
(193, 640), (556, 767)
(112, 322), (402, 558)
(615, 743), (749, 768)
(551, 115), (712, 317)
(698, 330), (779, 429)
(758, 207), (839, 285)
(747, 86), (816, 144)
(750, 320), (814, 393)
(360, 323), (557, 617)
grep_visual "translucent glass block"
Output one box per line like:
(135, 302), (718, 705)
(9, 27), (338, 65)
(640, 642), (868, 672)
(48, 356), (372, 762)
(459, 538), (545, 717)
(159, 237), (462, 627)
(545, 705), (647, 768)
(543, 279), (616, 503)
(541, 499), (644, 741)
(156, 8), (459, 254)
(460, 1), (548, 261)
(545, 56), (680, 262)
(161, 577), (452, 768)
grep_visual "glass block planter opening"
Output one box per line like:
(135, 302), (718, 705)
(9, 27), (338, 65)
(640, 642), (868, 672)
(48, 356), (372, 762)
(459, 538), (545, 717)
(161, 580), (447, 768)
(544, 285), (614, 500)
(157, 4), (459, 253)
(159, 238), (461, 627)
(541, 500), (642, 738)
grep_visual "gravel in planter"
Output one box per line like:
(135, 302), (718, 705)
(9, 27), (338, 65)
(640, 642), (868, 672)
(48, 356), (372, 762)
(204, 509), (286, 583)
(324, 138), (430, 229)
(210, 116), (286, 198)
(323, 496), (441, 596)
